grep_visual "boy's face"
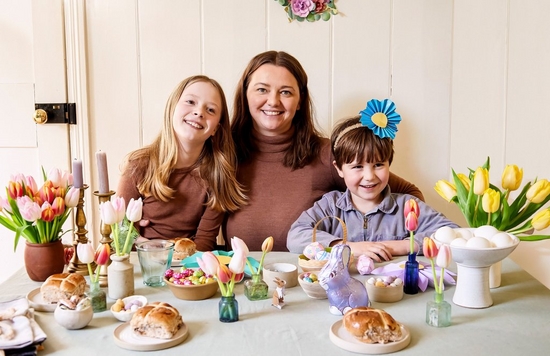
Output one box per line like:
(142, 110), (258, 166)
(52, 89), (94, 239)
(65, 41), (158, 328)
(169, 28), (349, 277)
(334, 158), (390, 213)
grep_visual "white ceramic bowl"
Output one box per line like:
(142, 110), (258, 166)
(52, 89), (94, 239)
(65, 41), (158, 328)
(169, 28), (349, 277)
(263, 263), (298, 289)
(298, 272), (327, 299)
(110, 295), (148, 322)
(54, 302), (93, 329)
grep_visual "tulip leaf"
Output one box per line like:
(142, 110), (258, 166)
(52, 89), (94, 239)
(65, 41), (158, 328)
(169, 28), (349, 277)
(518, 234), (550, 241)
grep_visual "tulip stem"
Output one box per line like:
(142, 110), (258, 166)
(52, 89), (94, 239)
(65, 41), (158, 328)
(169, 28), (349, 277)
(439, 267), (445, 294)
(430, 259), (439, 294)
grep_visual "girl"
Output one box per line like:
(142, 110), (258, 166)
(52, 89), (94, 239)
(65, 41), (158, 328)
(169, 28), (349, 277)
(287, 100), (458, 260)
(117, 75), (247, 251)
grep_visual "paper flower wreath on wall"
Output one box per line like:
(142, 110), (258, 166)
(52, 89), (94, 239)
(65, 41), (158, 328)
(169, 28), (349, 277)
(276, 0), (339, 22)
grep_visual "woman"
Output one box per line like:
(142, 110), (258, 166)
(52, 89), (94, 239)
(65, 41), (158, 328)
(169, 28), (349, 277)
(223, 51), (423, 251)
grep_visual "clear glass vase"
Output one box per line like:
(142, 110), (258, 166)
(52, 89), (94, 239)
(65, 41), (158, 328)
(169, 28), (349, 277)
(244, 274), (269, 301)
(403, 253), (419, 295)
(219, 294), (239, 323)
(88, 280), (107, 313)
(426, 291), (451, 327)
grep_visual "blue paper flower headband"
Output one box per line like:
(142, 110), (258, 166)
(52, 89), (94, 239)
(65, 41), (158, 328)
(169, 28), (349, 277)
(333, 98), (402, 149)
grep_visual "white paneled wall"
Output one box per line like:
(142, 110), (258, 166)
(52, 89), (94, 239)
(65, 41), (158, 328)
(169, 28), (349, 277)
(2, 0), (550, 286)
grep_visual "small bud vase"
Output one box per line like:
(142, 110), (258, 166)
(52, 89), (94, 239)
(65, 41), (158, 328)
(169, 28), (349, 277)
(403, 253), (419, 294)
(108, 254), (134, 300)
(426, 291), (451, 327)
(244, 273), (269, 301)
(219, 294), (239, 323)
(88, 280), (107, 313)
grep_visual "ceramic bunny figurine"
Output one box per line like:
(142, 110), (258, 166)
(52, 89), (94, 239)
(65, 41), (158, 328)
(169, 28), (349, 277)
(318, 244), (369, 315)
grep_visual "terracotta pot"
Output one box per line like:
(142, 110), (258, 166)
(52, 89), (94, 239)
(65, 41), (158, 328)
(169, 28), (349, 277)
(24, 240), (65, 281)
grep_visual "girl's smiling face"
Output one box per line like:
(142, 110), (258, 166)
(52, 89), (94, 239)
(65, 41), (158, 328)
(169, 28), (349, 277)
(246, 64), (301, 136)
(335, 159), (390, 213)
(172, 81), (221, 145)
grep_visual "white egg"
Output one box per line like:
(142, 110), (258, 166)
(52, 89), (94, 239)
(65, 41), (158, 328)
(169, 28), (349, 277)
(491, 232), (515, 248)
(474, 225), (500, 239)
(455, 228), (474, 240)
(450, 237), (468, 247)
(466, 236), (492, 248)
(435, 226), (456, 244)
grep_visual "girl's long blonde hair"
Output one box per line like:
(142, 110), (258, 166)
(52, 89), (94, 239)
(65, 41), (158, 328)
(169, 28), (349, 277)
(121, 75), (247, 212)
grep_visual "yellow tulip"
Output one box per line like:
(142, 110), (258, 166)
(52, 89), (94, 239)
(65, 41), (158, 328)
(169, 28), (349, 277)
(482, 188), (500, 213)
(501, 164), (523, 191)
(473, 167), (489, 195)
(526, 179), (550, 204)
(434, 180), (457, 202)
(531, 209), (550, 231)
(457, 173), (470, 191)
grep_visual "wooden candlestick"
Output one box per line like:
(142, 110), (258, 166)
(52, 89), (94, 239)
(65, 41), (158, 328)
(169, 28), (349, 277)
(94, 189), (115, 287)
(68, 185), (91, 275)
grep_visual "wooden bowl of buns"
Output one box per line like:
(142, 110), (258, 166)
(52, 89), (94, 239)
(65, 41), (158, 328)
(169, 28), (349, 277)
(165, 279), (218, 301)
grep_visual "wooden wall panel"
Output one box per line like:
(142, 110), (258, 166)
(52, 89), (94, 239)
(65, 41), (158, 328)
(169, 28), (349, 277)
(332, 0), (392, 128)
(138, 0), (202, 147)
(392, 0), (453, 216)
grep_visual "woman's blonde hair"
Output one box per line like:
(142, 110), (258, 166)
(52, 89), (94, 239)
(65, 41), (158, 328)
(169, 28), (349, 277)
(122, 75), (247, 212)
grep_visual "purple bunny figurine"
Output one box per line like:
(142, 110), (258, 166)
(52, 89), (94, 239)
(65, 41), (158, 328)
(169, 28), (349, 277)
(318, 244), (369, 315)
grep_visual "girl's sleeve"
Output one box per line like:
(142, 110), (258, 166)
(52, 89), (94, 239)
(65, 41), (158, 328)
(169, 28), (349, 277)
(194, 207), (224, 252)
(388, 172), (425, 202)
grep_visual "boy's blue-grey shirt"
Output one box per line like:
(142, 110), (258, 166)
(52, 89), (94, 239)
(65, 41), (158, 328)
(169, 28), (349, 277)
(286, 187), (460, 254)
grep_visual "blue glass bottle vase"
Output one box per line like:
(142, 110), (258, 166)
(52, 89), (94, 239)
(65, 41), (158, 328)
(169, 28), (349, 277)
(219, 294), (239, 323)
(403, 253), (419, 295)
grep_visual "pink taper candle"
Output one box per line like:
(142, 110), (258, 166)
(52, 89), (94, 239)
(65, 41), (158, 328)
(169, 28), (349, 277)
(96, 151), (109, 193)
(72, 159), (83, 188)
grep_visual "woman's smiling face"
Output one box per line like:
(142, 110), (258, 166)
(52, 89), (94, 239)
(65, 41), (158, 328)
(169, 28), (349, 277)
(246, 64), (301, 136)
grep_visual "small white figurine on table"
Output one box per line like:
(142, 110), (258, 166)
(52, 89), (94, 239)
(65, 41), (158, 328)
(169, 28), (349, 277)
(272, 277), (286, 309)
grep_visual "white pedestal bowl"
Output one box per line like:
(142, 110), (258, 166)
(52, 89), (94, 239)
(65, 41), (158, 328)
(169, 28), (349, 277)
(448, 238), (520, 308)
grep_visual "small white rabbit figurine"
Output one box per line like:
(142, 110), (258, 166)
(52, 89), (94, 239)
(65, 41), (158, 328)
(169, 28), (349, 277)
(272, 277), (286, 309)
(319, 244), (369, 315)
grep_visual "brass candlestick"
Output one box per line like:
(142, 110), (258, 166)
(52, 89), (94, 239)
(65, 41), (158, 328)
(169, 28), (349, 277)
(68, 184), (91, 275)
(94, 190), (115, 287)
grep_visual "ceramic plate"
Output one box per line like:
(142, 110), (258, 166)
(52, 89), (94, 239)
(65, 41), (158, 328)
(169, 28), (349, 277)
(329, 320), (410, 354)
(113, 321), (189, 351)
(26, 288), (57, 312)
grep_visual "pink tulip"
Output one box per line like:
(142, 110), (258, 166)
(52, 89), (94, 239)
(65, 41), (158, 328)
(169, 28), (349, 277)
(25, 175), (38, 196)
(197, 251), (220, 276)
(405, 211), (418, 232)
(65, 187), (80, 208)
(111, 196), (126, 223)
(94, 243), (111, 265)
(77, 241), (95, 264)
(60, 170), (72, 187)
(234, 272), (244, 283)
(228, 250), (246, 274)
(0, 196), (11, 213)
(48, 168), (63, 188)
(99, 201), (117, 225)
(231, 236), (249, 255)
(404, 199), (420, 218)
(126, 198), (143, 222)
(16, 197), (41, 222)
(436, 244), (452, 269)
(217, 264), (232, 284)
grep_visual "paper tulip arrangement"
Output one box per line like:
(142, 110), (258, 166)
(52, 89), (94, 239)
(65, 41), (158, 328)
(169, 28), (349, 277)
(434, 157), (550, 241)
(0, 168), (79, 251)
(99, 196), (142, 255)
(197, 237), (249, 297)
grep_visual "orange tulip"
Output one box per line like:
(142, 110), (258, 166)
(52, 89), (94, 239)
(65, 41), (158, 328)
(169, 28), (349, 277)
(405, 211), (418, 232)
(40, 202), (55, 222)
(94, 243), (111, 265)
(404, 199), (420, 218)
(423, 237), (439, 259)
